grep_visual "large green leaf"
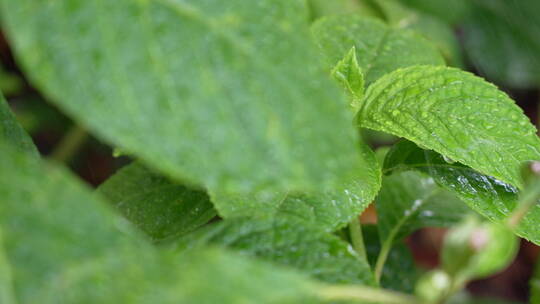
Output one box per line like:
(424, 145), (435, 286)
(97, 162), (217, 242)
(357, 65), (540, 189)
(0, 230), (15, 304)
(312, 15), (444, 85)
(463, 0), (540, 88)
(0, 139), (328, 303)
(211, 140), (381, 231)
(1, 0), (364, 202)
(383, 140), (540, 244)
(376, 170), (470, 247)
(175, 217), (375, 285)
(0, 95), (37, 156)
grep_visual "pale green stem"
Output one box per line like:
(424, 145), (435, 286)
(50, 125), (88, 163)
(374, 238), (391, 284)
(349, 217), (368, 261)
(316, 284), (421, 304)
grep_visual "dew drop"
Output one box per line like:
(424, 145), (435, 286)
(443, 155), (456, 164)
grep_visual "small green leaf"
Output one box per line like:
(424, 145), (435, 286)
(363, 225), (418, 292)
(175, 217), (375, 285)
(312, 15), (444, 85)
(211, 140), (381, 231)
(1, 0), (364, 202)
(383, 140), (540, 244)
(0, 94), (38, 157)
(358, 65), (540, 189)
(97, 162), (217, 241)
(331, 47), (365, 110)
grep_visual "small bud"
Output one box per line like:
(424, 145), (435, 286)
(521, 160), (540, 186)
(415, 270), (451, 302)
(442, 217), (518, 282)
(469, 228), (489, 251)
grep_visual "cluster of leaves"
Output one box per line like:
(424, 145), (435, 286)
(1, 0), (540, 303)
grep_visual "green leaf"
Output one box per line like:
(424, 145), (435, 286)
(167, 248), (321, 304)
(0, 140), (326, 303)
(97, 162), (217, 242)
(463, 0), (540, 88)
(383, 140), (540, 244)
(1, 0), (364, 202)
(358, 65), (540, 189)
(331, 47), (365, 110)
(175, 216), (375, 285)
(211, 140), (381, 231)
(308, 0), (375, 20)
(397, 0), (471, 24)
(312, 15), (444, 85)
(0, 95), (38, 157)
(363, 225), (418, 293)
(371, 0), (463, 67)
(0, 230), (15, 304)
(376, 170), (470, 246)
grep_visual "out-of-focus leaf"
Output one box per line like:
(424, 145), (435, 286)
(312, 15), (444, 85)
(384, 140), (540, 245)
(211, 140), (381, 231)
(308, 0), (377, 20)
(97, 162), (217, 241)
(176, 217), (375, 285)
(167, 248), (321, 304)
(1, 0), (365, 204)
(358, 65), (540, 189)
(0, 94), (37, 156)
(448, 293), (521, 304)
(397, 0), (471, 24)
(0, 67), (23, 96)
(0, 140), (325, 304)
(0, 230), (15, 304)
(463, 0), (540, 88)
(371, 0), (463, 67)
(376, 170), (470, 247)
(532, 260), (540, 304)
(363, 225), (417, 292)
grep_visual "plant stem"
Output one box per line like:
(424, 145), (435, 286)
(50, 125), (88, 163)
(374, 238), (391, 284)
(507, 180), (540, 229)
(316, 284), (420, 304)
(349, 217), (368, 261)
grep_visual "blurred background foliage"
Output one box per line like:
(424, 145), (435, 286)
(0, 0), (539, 302)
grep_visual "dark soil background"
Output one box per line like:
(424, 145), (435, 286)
(2, 12), (539, 303)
